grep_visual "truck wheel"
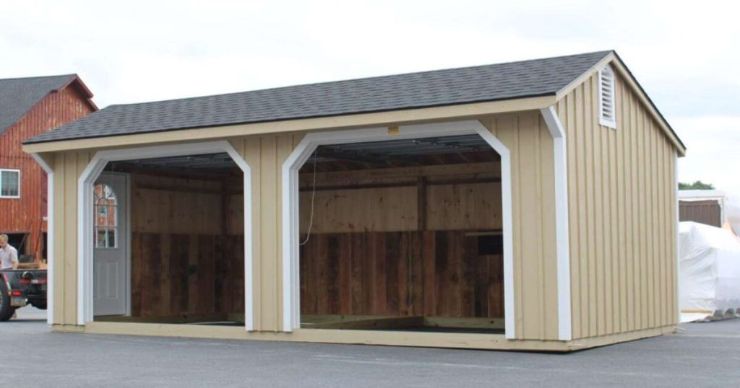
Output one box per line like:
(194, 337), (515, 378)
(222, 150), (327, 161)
(0, 280), (15, 321)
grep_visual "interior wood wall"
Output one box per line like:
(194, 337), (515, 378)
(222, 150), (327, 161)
(296, 162), (503, 319)
(132, 174), (223, 235)
(297, 162), (502, 233)
(129, 173), (244, 318)
(131, 233), (243, 317)
(300, 231), (503, 318)
(558, 68), (678, 340)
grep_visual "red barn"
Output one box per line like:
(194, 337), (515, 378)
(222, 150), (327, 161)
(0, 74), (96, 263)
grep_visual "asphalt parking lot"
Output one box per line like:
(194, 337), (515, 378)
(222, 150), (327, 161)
(5, 308), (740, 387)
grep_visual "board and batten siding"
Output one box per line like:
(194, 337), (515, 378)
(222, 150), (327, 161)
(481, 112), (559, 341)
(230, 133), (305, 332)
(49, 114), (560, 341)
(50, 150), (94, 325)
(557, 69), (678, 340)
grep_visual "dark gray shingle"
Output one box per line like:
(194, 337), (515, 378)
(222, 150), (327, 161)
(0, 74), (78, 135)
(26, 51), (611, 144)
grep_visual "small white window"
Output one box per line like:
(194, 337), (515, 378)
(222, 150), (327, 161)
(0, 169), (20, 198)
(598, 65), (617, 128)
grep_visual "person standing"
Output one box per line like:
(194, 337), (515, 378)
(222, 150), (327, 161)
(0, 234), (19, 270)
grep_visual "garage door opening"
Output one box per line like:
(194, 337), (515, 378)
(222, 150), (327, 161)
(91, 152), (246, 326)
(297, 134), (506, 334)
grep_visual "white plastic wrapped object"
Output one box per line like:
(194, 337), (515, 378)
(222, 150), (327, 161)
(679, 222), (740, 322)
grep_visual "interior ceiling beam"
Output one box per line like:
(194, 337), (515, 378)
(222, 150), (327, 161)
(408, 137), (485, 152)
(311, 147), (424, 167)
(105, 163), (239, 181)
(106, 153), (236, 171)
(303, 135), (501, 172)
(298, 177), (502, 192)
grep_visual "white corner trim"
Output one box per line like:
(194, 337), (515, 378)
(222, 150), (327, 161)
(281, 120), (516, 339)
(76, 141), (254, 330)
(674, 153), (680, 325)
(540, 106), (573, 341)
(473, 127), (516, 340)
(31, 154), (54, 326)
(223, 142), (255, 332)
(77, 153), (105, 325)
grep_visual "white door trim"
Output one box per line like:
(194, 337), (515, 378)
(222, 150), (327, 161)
(30, 153), (54, 325)
(76, 140), (254, 330)
(540, 106), (573, 341)
(281, 120), (516, 339)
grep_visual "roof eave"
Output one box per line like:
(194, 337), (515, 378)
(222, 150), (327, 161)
(22, 94), (556, 154)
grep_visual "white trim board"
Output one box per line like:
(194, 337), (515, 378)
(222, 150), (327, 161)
(30, 154), (54, 325)
(76, 141), (255, 331)
(674, 153), (680, 325)
(281, 120), (517, 339)
(540, 106), (573, 341)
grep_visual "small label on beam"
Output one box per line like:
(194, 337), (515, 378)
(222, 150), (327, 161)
(387, 126), (400, 136)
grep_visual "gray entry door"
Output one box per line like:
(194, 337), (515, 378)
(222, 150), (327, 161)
(92, 173), (129, 316)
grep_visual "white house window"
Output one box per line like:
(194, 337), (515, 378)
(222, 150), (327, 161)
(599, 65), (617, 128)
(93, 183), (118, 249)
(0, 169), (20, 198)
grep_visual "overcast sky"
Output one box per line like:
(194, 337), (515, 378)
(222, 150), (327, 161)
(1, 0), (738, 197)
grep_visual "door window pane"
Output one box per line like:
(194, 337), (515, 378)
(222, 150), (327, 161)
(94, 183), (118, 248)
(97, 228), (108, 248)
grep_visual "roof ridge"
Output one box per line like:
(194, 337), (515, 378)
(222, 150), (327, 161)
(0, 73), (77, 82)
(107, 50), (614, 108)
(0, 74), (83, 134)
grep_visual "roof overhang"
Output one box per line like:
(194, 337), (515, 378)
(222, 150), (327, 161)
(556, 51), (686, 157)
(22, 94), (555, 153)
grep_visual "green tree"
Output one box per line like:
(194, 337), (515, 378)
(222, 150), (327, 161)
(679, 181), (715, 190)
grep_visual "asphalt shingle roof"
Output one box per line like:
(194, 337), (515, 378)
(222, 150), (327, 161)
(0, 74), (78, 135)
(26, 51), (612, 144)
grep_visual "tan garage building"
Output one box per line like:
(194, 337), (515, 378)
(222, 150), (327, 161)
(23, 50), (685, 351)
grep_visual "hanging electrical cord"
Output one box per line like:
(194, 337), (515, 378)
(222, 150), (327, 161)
(300, 149), (318, 246)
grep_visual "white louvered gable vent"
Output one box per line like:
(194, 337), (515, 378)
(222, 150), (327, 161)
(598, 65), (617, 128)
